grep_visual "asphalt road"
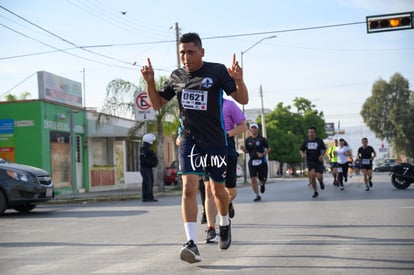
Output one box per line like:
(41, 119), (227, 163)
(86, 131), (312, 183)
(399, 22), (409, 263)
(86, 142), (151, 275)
(1, 173), (413, 274)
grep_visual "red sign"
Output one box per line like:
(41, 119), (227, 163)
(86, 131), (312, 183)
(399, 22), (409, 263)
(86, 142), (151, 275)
(135, 92), (151, 111)
(134, 91), (156, 121)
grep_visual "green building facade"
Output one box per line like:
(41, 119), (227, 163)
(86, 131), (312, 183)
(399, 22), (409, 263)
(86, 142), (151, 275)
(0, 100), (88, 195)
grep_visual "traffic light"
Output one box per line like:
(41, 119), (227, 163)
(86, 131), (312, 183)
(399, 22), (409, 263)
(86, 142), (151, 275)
(367, 12), (413, 33)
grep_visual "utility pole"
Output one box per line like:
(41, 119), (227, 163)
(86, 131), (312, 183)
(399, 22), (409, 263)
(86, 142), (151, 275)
(240, 35), (277, 182)
(259, 84), (267, 138)
(175, 22), (180, 69)
(82, 68), (86, 108)
(69, 109), (77, 198)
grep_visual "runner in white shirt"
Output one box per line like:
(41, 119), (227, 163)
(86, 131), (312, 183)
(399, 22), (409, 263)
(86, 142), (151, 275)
(335, 138), (351, 190)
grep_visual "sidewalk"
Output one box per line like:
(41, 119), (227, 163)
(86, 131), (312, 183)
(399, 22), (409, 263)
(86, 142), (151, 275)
(48, 185), (182, 204)
(48, 177), (291, 204)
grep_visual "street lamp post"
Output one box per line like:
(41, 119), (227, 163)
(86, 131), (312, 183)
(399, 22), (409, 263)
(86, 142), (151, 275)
(240, 35), (277, 70)
(240, 35), (277, 183)
(259, 84), (267, 138)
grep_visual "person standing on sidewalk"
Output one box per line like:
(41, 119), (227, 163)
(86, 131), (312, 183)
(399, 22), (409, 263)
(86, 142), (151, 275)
(139, 133), (158, 202)
(140, 32), (248, 264)
(300, 127), (327, 198)
(204, 98), (247, 243)
(357, 137), (377, 191)
(241, 123), (271, 202)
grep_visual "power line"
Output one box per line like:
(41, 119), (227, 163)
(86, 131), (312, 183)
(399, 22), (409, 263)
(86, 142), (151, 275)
(273, 43), (414, 53)
(1, 7), (368, 61)
(0, 22), (134, 69)
(61, 21), (371, 48)
(0, 72), (36, 98)
(0, 5), (136, 67)
(0, 13), (59, 41)
(0, 4), (404, 78)
(69, 0), (169, 40)
(0, 47), (76, 60)
(0, 4), (391, 69)
(68, 0), (146, 38)
(203, 21), (367, 40)
(0, 18), (372, 64)
(92, 0), (169, 35)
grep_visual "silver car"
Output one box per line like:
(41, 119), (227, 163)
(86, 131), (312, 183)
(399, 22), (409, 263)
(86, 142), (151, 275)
(0, 158), (54, 215)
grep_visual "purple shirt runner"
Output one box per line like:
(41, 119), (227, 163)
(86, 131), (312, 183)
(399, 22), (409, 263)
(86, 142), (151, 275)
(223, 98), (245, 132)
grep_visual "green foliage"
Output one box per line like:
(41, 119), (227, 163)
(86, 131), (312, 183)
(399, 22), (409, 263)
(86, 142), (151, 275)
(100, 76), (180, 191)
(100, 78), (141, 119)
(361, 73), (414, 158)
(99, 76), (179, 134)
(265, 97), (326, 168)
(4, 91), (31, 101)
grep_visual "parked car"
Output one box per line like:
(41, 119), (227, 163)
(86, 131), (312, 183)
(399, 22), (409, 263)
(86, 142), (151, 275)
(164, 160), (179, 185)
(374, 158), (398, 172)
(0, 158), (54, 215)
(374, 164), (395, 172)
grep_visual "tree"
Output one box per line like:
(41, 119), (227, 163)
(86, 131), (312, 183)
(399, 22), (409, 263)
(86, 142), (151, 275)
(100, 77), (179, 192)
(3, 91), (31, 101)
(265, 97), (326, 175)
(361, 73), (414, 159)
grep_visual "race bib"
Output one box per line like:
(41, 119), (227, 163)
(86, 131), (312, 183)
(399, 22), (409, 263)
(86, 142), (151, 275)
(252, 159), (262, 166)
(181, 89), (208, 111)
(337, 167), (343, 173)
(362, 159), (370, 165)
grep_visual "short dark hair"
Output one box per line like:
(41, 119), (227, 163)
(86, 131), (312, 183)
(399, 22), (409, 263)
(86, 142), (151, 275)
(179, 32), (202, 48)
(308, 126), (316, 132)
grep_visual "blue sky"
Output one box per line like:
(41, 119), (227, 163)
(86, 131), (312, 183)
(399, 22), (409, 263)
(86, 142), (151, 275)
(1, 0), (413, 136)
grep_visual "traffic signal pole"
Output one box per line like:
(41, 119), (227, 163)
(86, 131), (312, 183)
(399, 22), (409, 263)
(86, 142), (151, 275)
(367, 11), (413, 33)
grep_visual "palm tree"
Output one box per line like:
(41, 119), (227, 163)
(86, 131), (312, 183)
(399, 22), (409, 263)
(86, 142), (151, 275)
(4, 91), (31, 101)
(100, 77), (179, 192)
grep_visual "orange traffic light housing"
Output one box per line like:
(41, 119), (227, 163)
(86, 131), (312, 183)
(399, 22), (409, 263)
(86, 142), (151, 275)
(367, 12), (413, 33)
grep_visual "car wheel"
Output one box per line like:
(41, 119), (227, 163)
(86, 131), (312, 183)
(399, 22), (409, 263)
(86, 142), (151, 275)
(0, 192), (6, 216)
(14, 203), (37, 213)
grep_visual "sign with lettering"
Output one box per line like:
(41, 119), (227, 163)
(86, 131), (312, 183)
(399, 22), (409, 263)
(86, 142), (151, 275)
(134, 91), (155, 120)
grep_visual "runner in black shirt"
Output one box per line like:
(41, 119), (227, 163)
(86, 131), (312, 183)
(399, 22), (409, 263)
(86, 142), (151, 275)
(241, 123), (271, 202)
(300, 127), (327, 198)
(161, 62), (236, 146)
(141, 32), (248, 264)
(357, 137), (377, 191)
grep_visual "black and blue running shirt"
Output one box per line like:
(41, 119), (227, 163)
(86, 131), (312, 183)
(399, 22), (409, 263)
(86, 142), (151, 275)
(300, 137), (327, 162)
(159, 62), (236, 146)
(244, 135), (269, 161)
